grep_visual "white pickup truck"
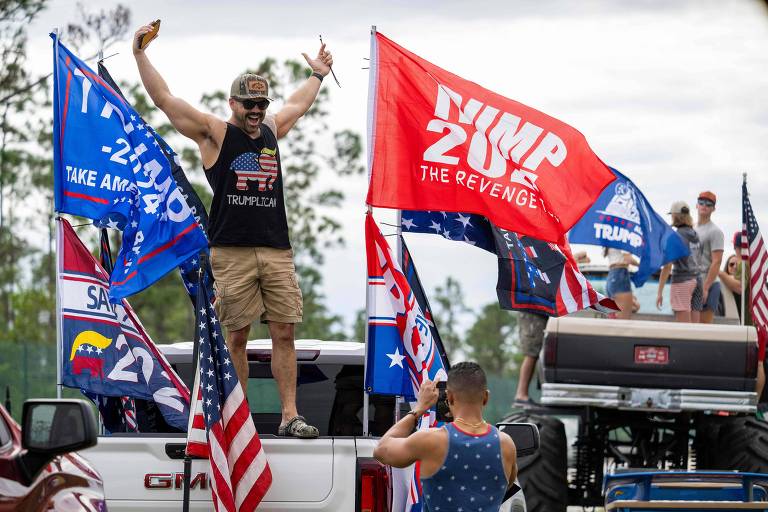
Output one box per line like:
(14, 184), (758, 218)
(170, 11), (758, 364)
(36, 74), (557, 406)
(80, 339), (528, 511)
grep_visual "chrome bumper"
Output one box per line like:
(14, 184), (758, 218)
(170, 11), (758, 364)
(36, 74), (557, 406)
(541, 383), (757, 413)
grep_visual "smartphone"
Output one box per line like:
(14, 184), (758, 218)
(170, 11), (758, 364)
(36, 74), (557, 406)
(435, 381), (452, 423)
(138, 20), (161, 50)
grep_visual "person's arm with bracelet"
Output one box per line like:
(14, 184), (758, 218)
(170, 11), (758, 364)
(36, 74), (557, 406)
(274, 43), (333, 139)
(373, 379), (439, 467)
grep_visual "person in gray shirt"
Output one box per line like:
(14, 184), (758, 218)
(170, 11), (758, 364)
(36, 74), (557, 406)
(657, 201), (703, 322)
(695, 191), (725, 324)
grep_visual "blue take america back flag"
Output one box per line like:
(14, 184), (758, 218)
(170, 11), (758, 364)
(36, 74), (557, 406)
(96, 61), (214, 308)
(52, 36), (207, 302)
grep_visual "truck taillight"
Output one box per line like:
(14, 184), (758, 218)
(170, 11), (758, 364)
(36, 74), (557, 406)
(356, 458), (391, 512)
(543, 332), (557, 367)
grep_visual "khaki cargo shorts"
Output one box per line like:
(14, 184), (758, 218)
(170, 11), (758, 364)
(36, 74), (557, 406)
(519, 311), (548, 358)
(210, 246), (303, 331)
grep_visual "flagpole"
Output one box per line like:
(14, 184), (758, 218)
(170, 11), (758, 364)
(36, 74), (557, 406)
(53, 28), (63, 400)
(362, 25), (378, 437)
(182, 252), (206, 512)
(55, 217), (63, 399)
(741, 172), (747, 326)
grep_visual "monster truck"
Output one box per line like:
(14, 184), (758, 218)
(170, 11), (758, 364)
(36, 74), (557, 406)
(504, 264), (766, 512)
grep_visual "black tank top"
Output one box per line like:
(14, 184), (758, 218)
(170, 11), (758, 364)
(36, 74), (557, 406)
(204, 122), (290, 248)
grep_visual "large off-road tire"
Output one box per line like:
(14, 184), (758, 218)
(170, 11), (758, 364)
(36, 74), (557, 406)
(692, 417), (722, 470)
(712, 415), (768, 473)
(504, 412), (568, 512)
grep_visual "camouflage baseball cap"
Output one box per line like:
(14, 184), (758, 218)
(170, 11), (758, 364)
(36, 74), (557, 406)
(230, 73), (272, 101)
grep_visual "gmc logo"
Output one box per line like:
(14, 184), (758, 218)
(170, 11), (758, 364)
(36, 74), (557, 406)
(145, 472), (208, 490)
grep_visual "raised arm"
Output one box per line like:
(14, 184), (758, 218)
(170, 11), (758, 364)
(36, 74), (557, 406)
(132, 24), (221, 146)
(373, 379), (439, 468)
(274, 43), (333, 139)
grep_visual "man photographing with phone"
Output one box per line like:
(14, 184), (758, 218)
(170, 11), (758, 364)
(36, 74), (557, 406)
(132, 21), (334, 438)
(374, 362), (517, 510)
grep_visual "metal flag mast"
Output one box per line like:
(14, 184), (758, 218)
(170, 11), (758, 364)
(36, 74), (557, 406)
(741, 172), (747, 327)
(53, 27), (63, 400)
(362, 24), (379, 437)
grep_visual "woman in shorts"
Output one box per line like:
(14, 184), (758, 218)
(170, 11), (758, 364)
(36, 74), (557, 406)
(605, 247), (639, 319)
(656, 201), (702, 322)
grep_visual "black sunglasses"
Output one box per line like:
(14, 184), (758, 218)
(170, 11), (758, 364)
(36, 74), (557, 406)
(697, 199), (715, 207)
(236, 98), (270, 110)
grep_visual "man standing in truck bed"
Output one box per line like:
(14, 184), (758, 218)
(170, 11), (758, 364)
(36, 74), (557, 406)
(132, 23), (333, 438)
(695, 191), (724, 324)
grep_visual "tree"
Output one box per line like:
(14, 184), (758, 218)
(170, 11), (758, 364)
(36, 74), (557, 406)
(464, 303), (519, 376)
(431, 276), (470, 358)
(0, 1), (131, 417)
(351, 308), (366, 342)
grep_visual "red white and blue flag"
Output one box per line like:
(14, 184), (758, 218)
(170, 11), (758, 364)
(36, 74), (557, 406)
(365, 213), (448, 400)
(52, 36), (207, 302)
(366, 213), (447, 511)
(742, 179), (768, 356)
(57, 218), (190, 430)
(185, 270), (272, 511)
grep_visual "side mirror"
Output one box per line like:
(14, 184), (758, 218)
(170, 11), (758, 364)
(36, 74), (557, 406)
(20, 399), (98, 483)
(496, 422), (540, 458)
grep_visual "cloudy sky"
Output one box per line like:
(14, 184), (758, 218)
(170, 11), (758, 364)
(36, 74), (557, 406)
(28, 0), (768, 338)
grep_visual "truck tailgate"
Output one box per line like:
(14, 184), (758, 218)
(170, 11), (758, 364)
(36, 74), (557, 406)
(542, 317), (758, 391)
(81, 435), (340, 510)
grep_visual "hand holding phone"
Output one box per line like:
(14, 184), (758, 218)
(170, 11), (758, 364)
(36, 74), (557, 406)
(435, 381), (453, 423)
(136, 20), (161, 52)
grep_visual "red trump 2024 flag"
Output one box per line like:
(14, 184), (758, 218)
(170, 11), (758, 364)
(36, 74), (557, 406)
(366, 32), (615, 243)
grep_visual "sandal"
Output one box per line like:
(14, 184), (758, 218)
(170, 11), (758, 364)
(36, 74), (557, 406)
(513, 398), (537, 408)
(278, 415), (319, 439)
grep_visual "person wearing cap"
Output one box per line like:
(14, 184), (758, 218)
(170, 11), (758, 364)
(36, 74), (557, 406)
(695, 191), (725, 324)
(132, 23), (334, 438)
(657, 201), (703, 322)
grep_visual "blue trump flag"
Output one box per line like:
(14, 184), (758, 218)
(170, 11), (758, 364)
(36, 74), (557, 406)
(95, 61), (214, 308)
(52, 35), (207, 302)
(568, 168), (688, 287)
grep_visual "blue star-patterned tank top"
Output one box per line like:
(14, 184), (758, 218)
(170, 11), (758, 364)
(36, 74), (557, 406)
(421, 422), (507, 512)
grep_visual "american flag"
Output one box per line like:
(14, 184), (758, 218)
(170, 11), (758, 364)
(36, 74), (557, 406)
(185, 275), (272, 511)
(743, 180), (768, 330)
